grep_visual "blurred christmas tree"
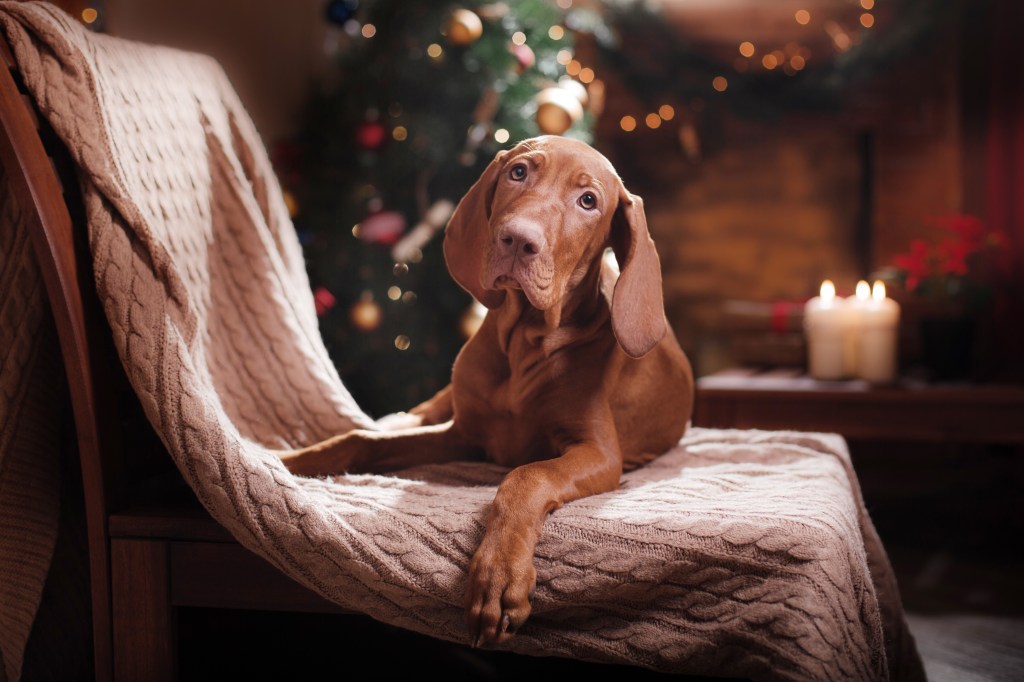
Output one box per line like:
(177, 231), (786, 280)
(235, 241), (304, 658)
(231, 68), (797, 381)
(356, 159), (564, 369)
(280, 1), (606, 417)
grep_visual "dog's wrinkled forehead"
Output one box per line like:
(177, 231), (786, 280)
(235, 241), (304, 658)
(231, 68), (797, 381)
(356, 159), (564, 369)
(504, 136), (620, 186)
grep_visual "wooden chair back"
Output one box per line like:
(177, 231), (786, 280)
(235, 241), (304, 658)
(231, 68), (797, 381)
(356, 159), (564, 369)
(0, 33), (120, 680)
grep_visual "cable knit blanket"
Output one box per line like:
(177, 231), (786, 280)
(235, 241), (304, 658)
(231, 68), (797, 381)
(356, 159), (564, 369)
(0, 3), (924, 680)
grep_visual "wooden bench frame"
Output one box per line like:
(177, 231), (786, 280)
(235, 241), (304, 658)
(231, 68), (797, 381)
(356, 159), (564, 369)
(0, 34), (345, 682)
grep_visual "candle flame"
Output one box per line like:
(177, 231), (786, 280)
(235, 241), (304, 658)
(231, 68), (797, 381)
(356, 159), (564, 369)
(856, 280), (870, 301)
(872, 280), (886, 302)
(820, 279), (835, 303)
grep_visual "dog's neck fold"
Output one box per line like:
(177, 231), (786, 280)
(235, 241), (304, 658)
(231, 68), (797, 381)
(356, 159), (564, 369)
(493, 254), (609, 358)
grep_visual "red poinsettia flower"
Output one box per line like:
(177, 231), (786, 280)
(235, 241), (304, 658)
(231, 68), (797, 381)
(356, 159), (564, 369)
(893, 239), (930, 291)
(936, 236), (970, 276)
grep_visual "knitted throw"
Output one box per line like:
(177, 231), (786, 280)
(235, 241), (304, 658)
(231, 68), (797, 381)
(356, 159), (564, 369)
(0, 3), (924, 679)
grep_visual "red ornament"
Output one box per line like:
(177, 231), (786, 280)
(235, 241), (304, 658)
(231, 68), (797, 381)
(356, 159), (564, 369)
(359, 210), (407, 246)
(356, 120), (388, 150)
(511, 42), (535, 73)
(313, 286), (337, 316)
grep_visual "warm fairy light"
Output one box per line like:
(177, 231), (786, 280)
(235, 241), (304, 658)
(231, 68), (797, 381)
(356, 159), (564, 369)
(402, 291), (417, 304)
(820, 279), (836, 304)
(511, 31), (527, 46)
(712, 76), (728, 92)
(392, 126), (408, 141)
(352, 224), (361, 238)
(762, 54), (778, 69)
(388, 286), (402, 301)
(361, 23), (377, 38)
(556, 49), (572, 65)
(548, 25), (565, 40)
(620, 115), (637, 132)
(645, 113), (662, 129)
(860, 0), (875, 9)
(790, 55), (806, 70)
(739, 41), (755, 57)
(826, 20), (853, 51)
(872, 280), (886, 302)
(795, 9), (811, 25)
(856, 280), (870, 301)
(393, 262), (409, 276)
(494, 128), (510, 143)
(566, 60), (582, 76)
(578, 67), (595, 83)
(81, 7), (98, 24)
(860, 13), (875, 28)
(426, 43), (443, 58)
(394, 335), (411, 351)
(658, 104), (675, 120)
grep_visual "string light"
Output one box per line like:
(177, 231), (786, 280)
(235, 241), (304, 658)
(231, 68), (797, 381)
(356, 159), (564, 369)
(620, 115), (637, 132)
(578, 67), (595, 83)
(81, 7), (98, 24)
(762, 53), (778, 69)
(494, 128), (510, 143)
(790, 55), (806, 70)
(712, 76), (728, 92)
(394, 335), (411, 351)
(511, 31), (527, 46)
(795, 9), (810, 25)
(860, 0), (875, 8)
(392, 126), (408, 141)
(658, 104), (675, 121)
(556, 49), (572, 65)
(566, 60), (582, 76)
(388, 286), (402, 301)
(426, 43), (443, 58)
(548, 25), (564, 40)
(860, 13), (875, 28)
(645, 113), (662, 129)
(361, 23), (377, 38)
(739, 41), (755, 57)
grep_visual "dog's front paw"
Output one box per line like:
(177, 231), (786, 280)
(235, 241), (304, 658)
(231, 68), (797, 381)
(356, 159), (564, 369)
(465, 535), (536, 647)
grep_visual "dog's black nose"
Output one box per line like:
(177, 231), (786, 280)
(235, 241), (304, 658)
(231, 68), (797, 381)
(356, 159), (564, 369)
(498, 224), (545, 260)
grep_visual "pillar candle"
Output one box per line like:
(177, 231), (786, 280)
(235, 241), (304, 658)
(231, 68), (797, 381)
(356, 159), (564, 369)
(857, 281), (900, 383)
(804, 280), (849, 380)
(843, 280), (871, 377)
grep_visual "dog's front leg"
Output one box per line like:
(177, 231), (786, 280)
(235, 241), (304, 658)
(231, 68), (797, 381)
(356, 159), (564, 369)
(280, 420), (479, 477)
(465, 440), (622, 646)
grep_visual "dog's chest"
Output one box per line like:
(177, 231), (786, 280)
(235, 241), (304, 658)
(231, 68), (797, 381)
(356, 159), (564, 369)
(453, 339), (570, 467)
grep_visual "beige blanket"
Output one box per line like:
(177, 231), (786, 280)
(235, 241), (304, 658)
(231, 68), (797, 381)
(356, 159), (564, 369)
(0, 3), (924, 679)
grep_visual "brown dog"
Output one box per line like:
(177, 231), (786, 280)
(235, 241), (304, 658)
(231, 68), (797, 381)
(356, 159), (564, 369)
(282, 135), (693, 646)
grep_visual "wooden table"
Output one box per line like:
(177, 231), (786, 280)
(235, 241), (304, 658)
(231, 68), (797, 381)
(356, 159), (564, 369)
(694, 367), (1024, 445)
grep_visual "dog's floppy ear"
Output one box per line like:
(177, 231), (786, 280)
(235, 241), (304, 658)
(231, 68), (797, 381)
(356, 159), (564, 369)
(443, 150), (508, 309)
(610, 192), (667, 358)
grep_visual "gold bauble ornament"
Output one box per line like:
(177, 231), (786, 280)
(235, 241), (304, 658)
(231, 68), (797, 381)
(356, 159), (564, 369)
(445, 9), (483, 47)
(535, 86), (584, 136)
(350, 297), (382, 331)
(557, 76), (588, 108)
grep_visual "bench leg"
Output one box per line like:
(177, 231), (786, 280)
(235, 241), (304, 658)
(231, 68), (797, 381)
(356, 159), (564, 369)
(111, 539), (176, 681)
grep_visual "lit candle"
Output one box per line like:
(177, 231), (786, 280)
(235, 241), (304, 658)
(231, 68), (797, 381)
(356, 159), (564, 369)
(804, 280), (849, 380)
(857, 281), (900, 384)
(843, 280), (871, 377)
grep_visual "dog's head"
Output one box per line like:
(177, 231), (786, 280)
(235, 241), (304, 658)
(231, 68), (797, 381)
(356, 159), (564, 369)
(443, 135), (666, 358)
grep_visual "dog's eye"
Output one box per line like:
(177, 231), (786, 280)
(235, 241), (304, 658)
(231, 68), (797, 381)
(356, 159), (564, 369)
(509, 164), (528, 182)
(578, 192), (597, 210)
